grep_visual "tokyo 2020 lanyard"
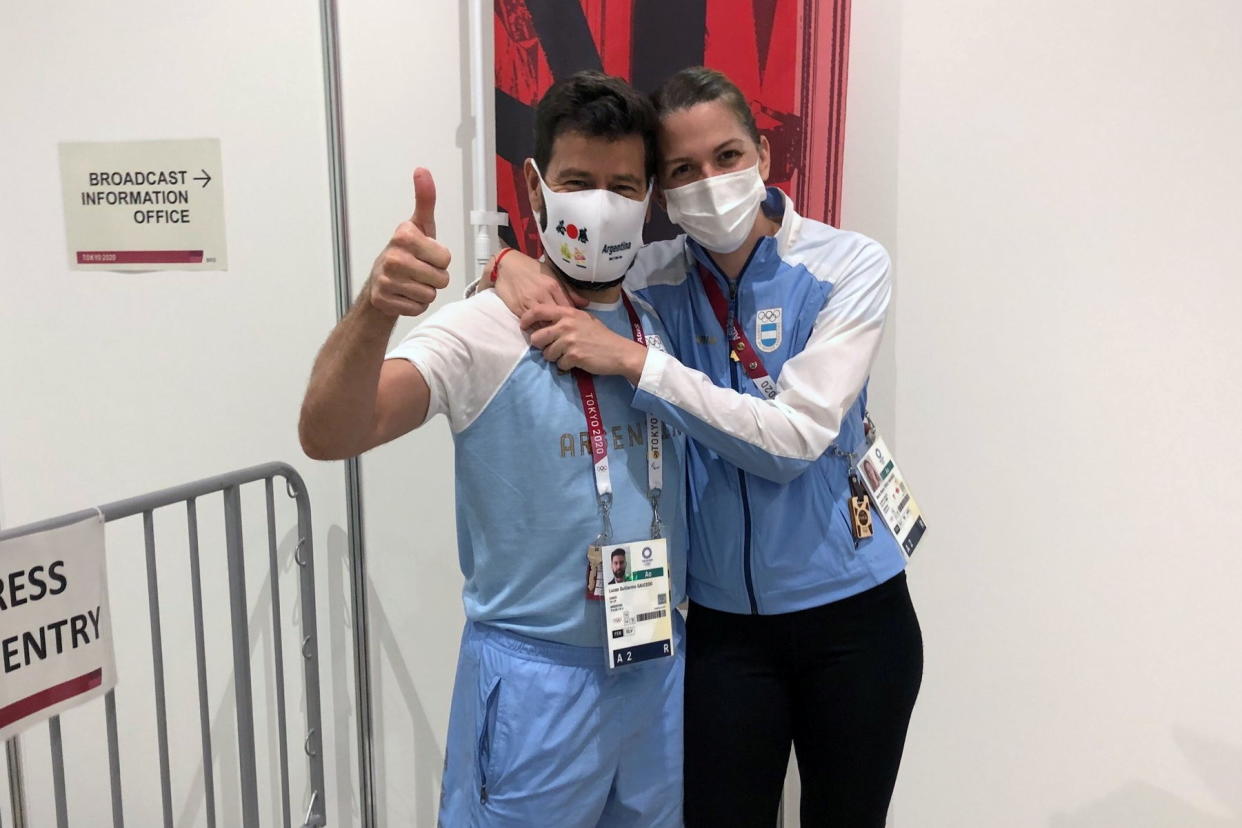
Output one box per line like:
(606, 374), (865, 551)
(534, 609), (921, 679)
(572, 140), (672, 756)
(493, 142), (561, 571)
(699, 265), (877, 540)
(572, 292), (664, 542)
(696, 264), (778, 400)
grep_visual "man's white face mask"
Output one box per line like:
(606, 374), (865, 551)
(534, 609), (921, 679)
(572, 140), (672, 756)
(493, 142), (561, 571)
(662, 163), (767, 254)
(533, 162), (651, 285)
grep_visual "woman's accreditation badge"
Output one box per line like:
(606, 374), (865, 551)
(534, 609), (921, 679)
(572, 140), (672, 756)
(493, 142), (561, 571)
(854, 423), (927, 559)
(602, 539), (674, 669)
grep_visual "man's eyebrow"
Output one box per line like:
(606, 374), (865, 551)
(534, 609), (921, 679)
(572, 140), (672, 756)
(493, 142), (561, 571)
(609, 173), (643, 185)
(555, 167), (596, 180)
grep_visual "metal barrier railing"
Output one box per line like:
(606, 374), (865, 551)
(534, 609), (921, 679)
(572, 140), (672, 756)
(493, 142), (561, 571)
(0, 462), (325, 828)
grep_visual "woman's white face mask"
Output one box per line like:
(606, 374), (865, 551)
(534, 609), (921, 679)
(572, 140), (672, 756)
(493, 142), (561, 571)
(533, 163), (651, 284)
(662, 163), (767, 254)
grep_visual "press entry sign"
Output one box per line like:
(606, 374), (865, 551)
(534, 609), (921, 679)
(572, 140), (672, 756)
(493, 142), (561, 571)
(58, 138), (227, 270)
(0, 516), (117, 742)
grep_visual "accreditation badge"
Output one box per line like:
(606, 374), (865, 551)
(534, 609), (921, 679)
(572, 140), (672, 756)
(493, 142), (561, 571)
(602, 539), (674, 668)
(854, 426), (927, 559)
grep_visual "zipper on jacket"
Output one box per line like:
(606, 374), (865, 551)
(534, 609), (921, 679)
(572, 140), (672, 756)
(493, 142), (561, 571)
(728, 277), (760, 615)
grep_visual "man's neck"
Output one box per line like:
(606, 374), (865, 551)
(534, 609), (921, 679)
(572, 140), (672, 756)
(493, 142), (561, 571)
(541, 261), (622, 304)
(708, 212), (782, 281)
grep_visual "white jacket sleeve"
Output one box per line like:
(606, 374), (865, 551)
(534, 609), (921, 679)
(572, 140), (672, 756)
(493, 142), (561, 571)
(631, 240), (891, 483)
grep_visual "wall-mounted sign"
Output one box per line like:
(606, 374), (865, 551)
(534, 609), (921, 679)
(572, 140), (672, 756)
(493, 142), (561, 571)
(58, 138), (227, 271)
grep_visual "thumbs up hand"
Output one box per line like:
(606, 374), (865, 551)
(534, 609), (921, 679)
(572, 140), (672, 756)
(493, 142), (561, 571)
(368, 168), (451, 318)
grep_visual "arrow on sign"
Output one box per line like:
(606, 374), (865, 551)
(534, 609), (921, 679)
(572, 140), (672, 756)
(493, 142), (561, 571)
(193, 169), (212, 188)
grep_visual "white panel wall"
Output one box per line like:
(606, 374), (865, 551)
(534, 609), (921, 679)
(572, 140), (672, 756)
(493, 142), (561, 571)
(851, 1), (1242, 825)
(0, 2), (355, 825)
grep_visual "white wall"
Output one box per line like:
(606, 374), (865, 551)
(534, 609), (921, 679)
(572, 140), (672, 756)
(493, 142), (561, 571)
(0, 2), (355, 825)
(844, 1), (1242, 825)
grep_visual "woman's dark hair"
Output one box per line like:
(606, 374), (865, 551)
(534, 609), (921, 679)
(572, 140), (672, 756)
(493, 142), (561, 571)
(651, 66), (761, 145)
(534, 71), (658, 179)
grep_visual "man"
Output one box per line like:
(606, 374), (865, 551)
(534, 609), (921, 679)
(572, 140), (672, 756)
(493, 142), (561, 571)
(609, 548), (627, 584)
(299, 71), (686, 827)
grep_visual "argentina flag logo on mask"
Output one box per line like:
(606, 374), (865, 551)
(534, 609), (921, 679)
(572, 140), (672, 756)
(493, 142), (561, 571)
(756, 308), (782, 352)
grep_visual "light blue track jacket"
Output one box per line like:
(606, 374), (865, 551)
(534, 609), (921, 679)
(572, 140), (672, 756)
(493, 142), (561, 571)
(627, 187), (908, 615)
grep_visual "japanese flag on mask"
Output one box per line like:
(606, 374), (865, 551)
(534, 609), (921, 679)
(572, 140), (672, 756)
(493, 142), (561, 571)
(532, 162), (651, 284)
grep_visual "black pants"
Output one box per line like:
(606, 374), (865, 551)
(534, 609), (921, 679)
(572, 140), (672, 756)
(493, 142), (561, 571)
(684, 572), (923, 827)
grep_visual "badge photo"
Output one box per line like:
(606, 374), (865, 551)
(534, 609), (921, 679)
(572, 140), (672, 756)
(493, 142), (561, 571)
(756, 308), (782, 352)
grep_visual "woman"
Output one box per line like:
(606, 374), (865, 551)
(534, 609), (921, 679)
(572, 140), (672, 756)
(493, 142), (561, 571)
(487, 67), (922, 826)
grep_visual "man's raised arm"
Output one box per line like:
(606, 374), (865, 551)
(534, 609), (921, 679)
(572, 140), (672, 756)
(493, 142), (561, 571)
(299, 168), (451, 460)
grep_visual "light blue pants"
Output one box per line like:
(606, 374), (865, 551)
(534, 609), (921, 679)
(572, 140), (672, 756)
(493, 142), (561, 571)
(438, 618), (685, 827)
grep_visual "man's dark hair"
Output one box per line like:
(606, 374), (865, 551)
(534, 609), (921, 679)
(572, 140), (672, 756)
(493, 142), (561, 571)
(534, 71), (657, 179)
(652, 66), (760, 145)
(611, 548), (626, 560)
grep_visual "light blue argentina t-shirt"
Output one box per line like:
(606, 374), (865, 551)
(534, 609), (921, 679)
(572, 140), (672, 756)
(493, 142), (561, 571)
(385, 290), (686, 648)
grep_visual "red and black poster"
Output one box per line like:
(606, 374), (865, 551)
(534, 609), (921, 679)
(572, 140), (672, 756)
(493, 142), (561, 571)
(494, 0), (852, 255)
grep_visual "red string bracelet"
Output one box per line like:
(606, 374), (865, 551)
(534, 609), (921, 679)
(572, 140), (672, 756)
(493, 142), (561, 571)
(490, 247), (515, 283)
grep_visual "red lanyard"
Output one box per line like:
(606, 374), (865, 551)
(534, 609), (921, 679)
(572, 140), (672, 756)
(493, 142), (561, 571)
(696, 265), (778, 399)
(573, 292), (664, 541)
